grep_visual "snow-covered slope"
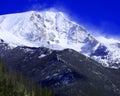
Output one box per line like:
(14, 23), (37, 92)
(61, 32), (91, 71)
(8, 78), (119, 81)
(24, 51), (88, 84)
(0, 11), (98, 51)
(0, 10), (120, 69)
(93, 36), (120, 69)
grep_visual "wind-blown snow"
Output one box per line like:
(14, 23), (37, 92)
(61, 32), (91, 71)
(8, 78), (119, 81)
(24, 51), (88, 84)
(0, 10), (120, 69)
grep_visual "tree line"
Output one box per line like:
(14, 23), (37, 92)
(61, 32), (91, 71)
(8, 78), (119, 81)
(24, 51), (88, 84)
(0, 58), (54, 96)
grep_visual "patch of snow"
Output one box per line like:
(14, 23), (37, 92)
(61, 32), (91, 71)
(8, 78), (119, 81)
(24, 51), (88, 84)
(38, 54), (46, 58)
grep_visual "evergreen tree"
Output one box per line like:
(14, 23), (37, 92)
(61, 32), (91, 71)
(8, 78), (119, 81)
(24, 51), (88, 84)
(0, 58), (54, 96)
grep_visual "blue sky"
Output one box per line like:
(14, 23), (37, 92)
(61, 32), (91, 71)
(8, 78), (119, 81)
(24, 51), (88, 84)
(0, 0), (120, 38)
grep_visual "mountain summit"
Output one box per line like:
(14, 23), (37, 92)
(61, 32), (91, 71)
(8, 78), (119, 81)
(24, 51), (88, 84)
(0, 10), (120, 69)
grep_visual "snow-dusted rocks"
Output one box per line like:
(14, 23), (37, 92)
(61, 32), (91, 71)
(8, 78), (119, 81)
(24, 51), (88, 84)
(0, 10), (120, 69)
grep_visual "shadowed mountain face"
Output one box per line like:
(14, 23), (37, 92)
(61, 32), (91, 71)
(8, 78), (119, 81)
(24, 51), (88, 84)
(0, 42), (120, 96)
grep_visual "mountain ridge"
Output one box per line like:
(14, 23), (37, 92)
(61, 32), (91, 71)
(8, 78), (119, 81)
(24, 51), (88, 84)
(0, 10), (120, 69)
(0, 43), (120, 96)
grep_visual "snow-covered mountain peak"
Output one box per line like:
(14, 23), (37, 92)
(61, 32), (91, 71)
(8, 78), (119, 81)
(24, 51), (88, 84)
(0, 10), (91, 49)
(0, 10), (120, 69)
